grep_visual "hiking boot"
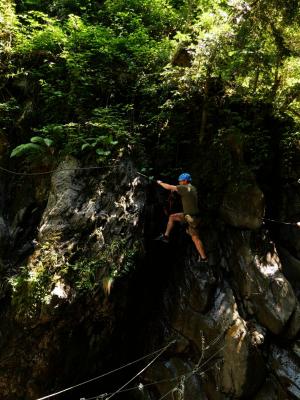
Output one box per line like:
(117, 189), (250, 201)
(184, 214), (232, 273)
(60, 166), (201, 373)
(197, 256), (208, 264)
(154, 233), (169, 243)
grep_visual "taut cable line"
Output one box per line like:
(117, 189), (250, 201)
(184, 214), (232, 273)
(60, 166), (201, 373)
(35, 341), (175, 400)
(104, 340), (176, 400)
(0, 165), (115, 176)
(85, 336), (225, 400)
(263, 217), (300, 227)
(0, 165), (151, 182)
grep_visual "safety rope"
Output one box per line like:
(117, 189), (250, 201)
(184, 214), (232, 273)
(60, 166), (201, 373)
(35, 341), (175, 400)
(2, 164), (298, 227)
(104, 340), (175, 400)
(84, 361), (214, 400)
(154, 345), (225, 400)
(263, 217), (300, 227)
(223, 204), (300, 228)
(0, 165), (116, 176)
(84, 337), (225, 400)
(0, 164), (152, 183)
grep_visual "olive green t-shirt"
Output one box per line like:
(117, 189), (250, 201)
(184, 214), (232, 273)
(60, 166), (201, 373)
(176, 183), (199, 215)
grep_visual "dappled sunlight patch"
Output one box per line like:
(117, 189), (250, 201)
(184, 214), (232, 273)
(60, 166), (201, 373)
(254, 251), (281, 276)
(50, 280), (69, 300)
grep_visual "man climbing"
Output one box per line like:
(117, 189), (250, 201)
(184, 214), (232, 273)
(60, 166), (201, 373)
(155, 173), (208, 264)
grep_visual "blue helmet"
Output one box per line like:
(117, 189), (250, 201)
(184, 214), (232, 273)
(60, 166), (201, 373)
(178, 172), (192, 182)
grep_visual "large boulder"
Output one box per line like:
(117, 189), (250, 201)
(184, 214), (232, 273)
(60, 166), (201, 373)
(39, 156), (145, 246)
(220, 183), (264, 229)
(172, 283), (265, 398)
(0, 157), (147, 399)
(221, 317), (266, 397)
(173, 284), (239, 347)
(225, 230), (296, 334)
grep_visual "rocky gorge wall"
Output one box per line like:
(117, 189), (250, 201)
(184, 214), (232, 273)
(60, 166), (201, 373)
(0, 156), (299, 400)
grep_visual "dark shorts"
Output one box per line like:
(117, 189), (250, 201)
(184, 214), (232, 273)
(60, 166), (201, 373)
(184, 214), (201, 236)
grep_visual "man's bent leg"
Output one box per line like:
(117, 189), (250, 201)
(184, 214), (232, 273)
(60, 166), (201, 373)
(185, 215), (207, 260)
(165, 213), (185, 237)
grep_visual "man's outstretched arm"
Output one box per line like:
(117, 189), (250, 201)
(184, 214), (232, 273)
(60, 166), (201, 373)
(157, 180), (178, 191)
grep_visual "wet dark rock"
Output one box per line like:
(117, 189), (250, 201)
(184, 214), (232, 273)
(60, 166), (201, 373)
(253, 374), (287, 400)
(269, 345), (300, 399)
(277, 245), (300, 283)
(220, 183), (264, 229)
(284, 302), (300, 340)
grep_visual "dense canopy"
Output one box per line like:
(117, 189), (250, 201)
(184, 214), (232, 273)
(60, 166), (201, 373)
(1, 0), (300, 194)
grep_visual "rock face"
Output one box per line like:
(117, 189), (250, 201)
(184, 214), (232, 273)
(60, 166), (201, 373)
(269, 345), (300, 399)
(220, 183), (264, 229)
(0, 157), (146, 399)
(224, 230), (297, 334)
(171, 278), (266, 399)
(0, 157), (300, 400)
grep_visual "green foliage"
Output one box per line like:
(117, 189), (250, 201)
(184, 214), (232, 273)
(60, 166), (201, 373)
(4, 6), (172, 167)
(16, 0), (102, 19)
(0, 100), (20, 129)
(10, 106), (133, 163)
(62, 259), (101, 292)
(0, 2), (17, 32)
(9, 264), (53, 321)
(103, 0), (180, 37)
(9, 237), (141, 321)
(65, 239), (140, 292)
(14, 11), (67, 54)
(11, 135), (53, 157)
(10, 135), (54, 166)
(1, 0), (300, 204)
